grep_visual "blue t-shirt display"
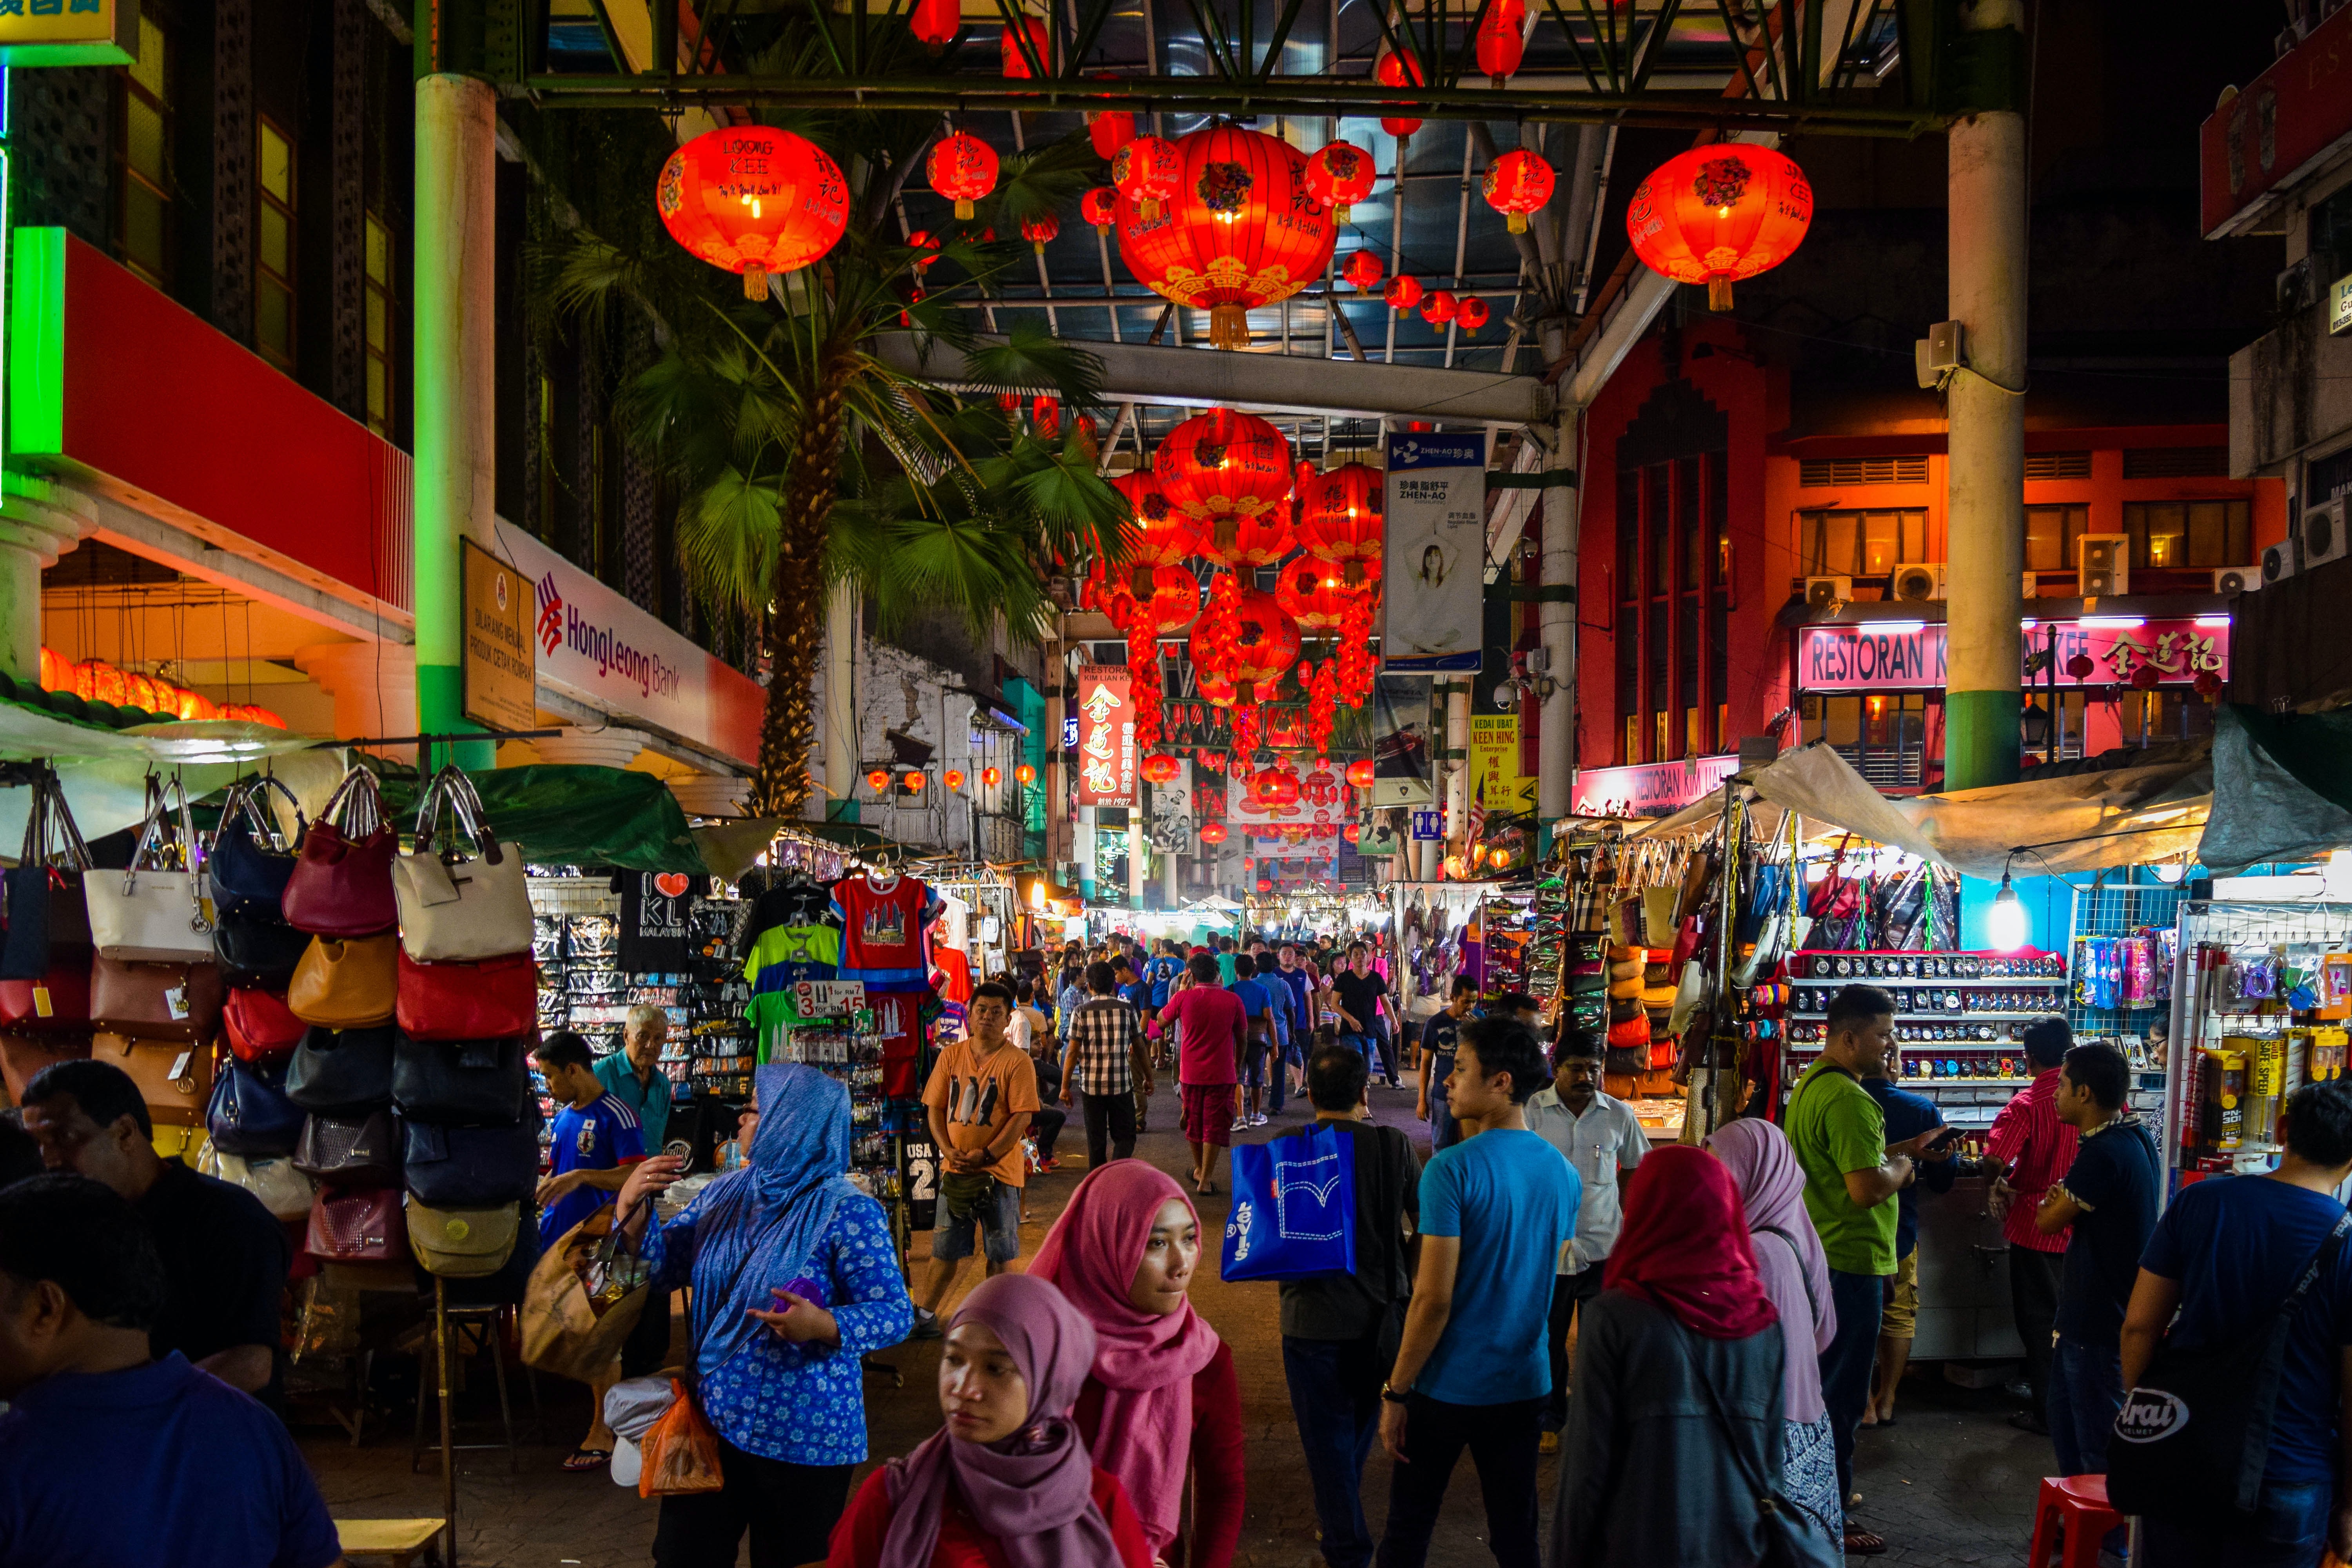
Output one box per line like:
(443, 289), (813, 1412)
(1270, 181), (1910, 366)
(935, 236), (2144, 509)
(0, 1353), (342, 1568)
(2141, 1175), (2352, 1485)
(541, 1091), (646, 1247)
(1416, 1127), (1581, 1405)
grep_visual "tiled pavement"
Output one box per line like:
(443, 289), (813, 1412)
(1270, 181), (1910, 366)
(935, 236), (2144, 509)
(301, 1077), (2046, 1566)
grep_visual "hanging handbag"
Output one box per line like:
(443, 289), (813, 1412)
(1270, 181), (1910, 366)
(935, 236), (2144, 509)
(211, 909), (313, 990)
(292, 1108), (403, 1186)
(288, 934), (398, 1029)
(1, 765), (93, 980)
(89, 955), (224, 1041)
(403, 1117), (541, 1207)
(196, 1140), (319, 1222)
(85, 777), (214, 963)
(224, 987), (306, 1063)
(208, 775), (307, 919)
(280, 766), (398, 937)
(285, 1024), (400, 1116)
(0, 963), (91, 1034)
(205, 1054), (307, 1158)
(95, 1032), (214, 1127)
(392, 1034), (532, 1126)
(396, 950), (537, 1042)
(305, 1185), (409, 1264)
(0, 1034), (89, 1101)
(405, 1198), (521, 1279)
(393, 766), (533, 963)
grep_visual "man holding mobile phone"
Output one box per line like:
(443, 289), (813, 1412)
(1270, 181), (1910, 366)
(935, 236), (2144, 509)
(1860, 1036), (1959, 1428)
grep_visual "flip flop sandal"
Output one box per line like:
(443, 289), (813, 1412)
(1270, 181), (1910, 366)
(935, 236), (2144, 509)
(1844, 1530), (1888, 1557)
(561, 1448), (612, 1473)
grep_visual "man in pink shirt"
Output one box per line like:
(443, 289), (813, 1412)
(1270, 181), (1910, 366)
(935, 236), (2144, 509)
(1984, 1016), (2080, 1435)
(1161, 950), (1245, 1196)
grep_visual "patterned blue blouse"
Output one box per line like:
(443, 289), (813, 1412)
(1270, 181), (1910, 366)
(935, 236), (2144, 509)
(642, 1186), (913, 1465)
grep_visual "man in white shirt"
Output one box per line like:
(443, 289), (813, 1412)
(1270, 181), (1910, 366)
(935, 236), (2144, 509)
(1522, 1029), (1648, 1452)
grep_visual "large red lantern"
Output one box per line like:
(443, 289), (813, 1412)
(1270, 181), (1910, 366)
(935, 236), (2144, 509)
(1111, 468), (1200, 594)
(910, 0), (957, 49)
(1626, 144), (1813, 310)
(1140, 753), (1181, 784)
(1000, 17), (1049, 77)
(1475, 0), (1526, 84)
(1253, 766), (1301, 808)
(1275, 559), (1359, 630)
(1214, 589), (1302, 704)
(1200, 821), (1230, 846)
(1341, 250), (1384, 292)
(1114, 124), (1338, 350)
(1111, 136), (1184, 219)
(1345, 758), (1377, 789)
(1298, 463), (1384, 585)
(1154, 408), (1293, 559)
(928, 132), (999, 220)
(1483, 149), (1555, 235)
(1455, 296), (1490, 335)
(657, 127), (848, 299)
(1305, 141), (1377, 225)
(1383, 275), (1423, 314)
(1082, 187), (1118, 236)
(1021, 212), (1061, 253)
(1421, 289), (1458, 327)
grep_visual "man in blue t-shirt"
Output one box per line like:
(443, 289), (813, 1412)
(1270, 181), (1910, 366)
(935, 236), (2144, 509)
(534, 1030), (647, 1473)
(1146, 941), (1187, 1009)
(1228, 953), (1279, 1127)
(1377, 1016), (1579, 1568)
(0, 1175), (343, 1568)
(2125, 1078), (2352, 1566)
(1860, 1038), (1958, 1426)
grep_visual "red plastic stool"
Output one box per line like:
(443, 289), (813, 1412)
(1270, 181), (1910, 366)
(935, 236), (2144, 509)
(2027, 1475), (2126, 1568)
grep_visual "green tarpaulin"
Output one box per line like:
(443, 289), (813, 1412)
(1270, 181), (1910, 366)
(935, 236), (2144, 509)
(375, 765), (709, 875)
(2201, 706), (2352, 874)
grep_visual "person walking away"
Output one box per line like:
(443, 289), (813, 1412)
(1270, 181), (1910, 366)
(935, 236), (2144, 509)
(2121, 1078), (2352, 1567)
(914, 984), (1039, 1328)
(1984, 1014), (2079, 1435)
(823, 1272), (1155, 1568)
(1858, 1035), (1957, 1425)
(1335, 943), (1401, 1087)
(612, 1063), (914, 1567)
(1147, 941), (1186, 1013)
(0, 1175), (345, 1568)
(1031, 1162), (1245, 1568)
(1160, 952), (1246, 1195)
(1273, 945), (1317, 1097)
(1783, 984), (1930, 1557)
(1013, 982), (1070, 1174)
(1279, 1045), (1422, 1568)
(1549, 1145), (1791, 1568)
(1228, 953), (1280, 1127)
(1060, 962), (1149, 1167)
(1706, 1117), (1843, 1541)
(600, 1005), (681, 1381)
(1376, 1017), (1580, 1568)
(2036, 1042), (2160, 1484)
(1113, 958), (1156, 1134)
(1523, 1031), (1648, 1454)
(1216, 936), (1240, 985)
(1416, 979), (1477, 1152)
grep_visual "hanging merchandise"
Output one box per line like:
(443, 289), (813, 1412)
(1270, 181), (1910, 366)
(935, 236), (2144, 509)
(285, 1024), (400, 1118)
(205, 1056), (306, 1159)
(392, 767), (533, 963)
(86, 777), (214, 964)
(405, 1199), (521, 1279)
(0, 768), (91, 1029)
(395, 949), (537, 1042)
(619, 871), (699, 974)
(223, 986), (305, 1064)
(833, 866), (947, 1098)
(209, 776), (306, 920)
(283, 766), (399, 938)
(289, 934), (399, 1031)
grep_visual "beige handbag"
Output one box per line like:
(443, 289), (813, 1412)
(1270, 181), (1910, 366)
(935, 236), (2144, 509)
(392, 766), (533, 963)
(198, 1140), (320, 1221)
(86, 777), (214, 963)
(289, 934), (398, 1028)
(406, 1198), (521, 1279)
(1641, 886), (1681, 950)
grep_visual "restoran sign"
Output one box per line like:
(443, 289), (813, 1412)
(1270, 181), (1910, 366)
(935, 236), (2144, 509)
(1074, 666), (1135, 806)
(1573, 754), (1740, 818)
(1799, 619), (2230, 694)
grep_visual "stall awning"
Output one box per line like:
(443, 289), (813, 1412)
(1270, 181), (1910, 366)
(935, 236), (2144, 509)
(2200, 705), (2352, 874)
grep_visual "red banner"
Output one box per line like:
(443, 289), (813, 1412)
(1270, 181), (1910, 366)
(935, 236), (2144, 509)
(1798, 617), (2230, 694)
(1074, 666), (1136, 806)
(2200, 5), (2352, 237)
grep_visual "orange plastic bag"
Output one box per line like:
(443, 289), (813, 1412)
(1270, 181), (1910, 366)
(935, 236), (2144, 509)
(638, 1378), (726, 1498)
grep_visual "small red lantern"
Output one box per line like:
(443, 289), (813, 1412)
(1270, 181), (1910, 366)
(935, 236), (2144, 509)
(1256, 878), (1274, 893)
(2194, 670), (2223, 699)
(1421, 289), (1458, 327)
(2065, 653), (2096, 681)
(657, 127), (849, 299)
(1087, 80), (1136, 161)
(1000, 16), (1049, 77)
(1200, 821), (1230, 846)
(1082, 186), (1119, 235)
(1475, 0), (1526, 84)
(866, 768), (891, 791)
(1021, 212), (1061, 253)
(982, 766), (1002, 787)
(927, 132), (999, 221)
(1140, 753), (1181, 784)
(1305, 141), (1377, 225)
(907, 229), (942, 272)
(1253, 766), (1301, 808)
(1199, 750), (1226, 774)
(1015, 763), (1037, 784)
(1384, 275), (1423, 313)
(910, 0), (958, 48)
(1376, 50), (1423, 138)
(1111, 135), (1184, 220)
(2130, 664), (2163, 693)
(1341, 251), (1384, 292)
(1455, 296), (1491, 335)
(36, 646), (67, 691)
(1625, 144), (1813, 310)
(1031, 394), (1060, 437)
(1483, 149), (1555, 236)
(904, 770), (927, 792)
(1345, 759), (1376, 789)
(944, 768), (967, 790)
(1343, 823), (1362, 844)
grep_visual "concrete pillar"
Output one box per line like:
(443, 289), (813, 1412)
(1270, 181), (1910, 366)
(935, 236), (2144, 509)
(0, 479), (95, 682)
(296, 642), (419, 764)
(1942, 0), (2029, 790)
(1535, 413), (1581, 821)
(412, 73), (498, 771)
(820, 579), (858, 822)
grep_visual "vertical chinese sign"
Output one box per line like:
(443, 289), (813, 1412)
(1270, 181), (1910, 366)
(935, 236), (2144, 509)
(1074, 665), (1135, 807)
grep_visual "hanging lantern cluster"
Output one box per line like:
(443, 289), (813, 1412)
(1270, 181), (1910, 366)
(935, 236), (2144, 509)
(1625, 144), (1813, 310)
(42, 651), (275, 724)
(1113, 125), (1339, 350)
(657, 126), (849, 299)
(1155, 408), (1295, 561)
(1303, 661), (1339, 757)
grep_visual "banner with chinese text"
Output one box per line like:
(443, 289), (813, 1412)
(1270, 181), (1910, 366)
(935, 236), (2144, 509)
(1074, 666), (1135, 806)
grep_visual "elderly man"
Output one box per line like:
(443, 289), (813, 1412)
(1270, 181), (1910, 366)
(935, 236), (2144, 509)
(595, 1003), (677, 1154)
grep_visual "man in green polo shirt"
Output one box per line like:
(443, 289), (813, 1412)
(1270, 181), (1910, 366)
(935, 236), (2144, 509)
(593, 1004), (676, 1154)
(1786, 983), (1935, 1557)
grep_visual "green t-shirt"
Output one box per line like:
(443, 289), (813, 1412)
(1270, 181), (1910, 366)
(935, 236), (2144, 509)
(1786, 1058), (1897, 1276)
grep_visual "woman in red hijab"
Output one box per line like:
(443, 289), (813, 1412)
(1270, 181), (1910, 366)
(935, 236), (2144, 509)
(1548, 1142), (1825, 1568)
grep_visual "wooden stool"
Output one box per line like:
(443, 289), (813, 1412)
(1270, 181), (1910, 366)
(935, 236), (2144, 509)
(337, 1518), (446, 1568)
(2027, 1475), (2125, 1568)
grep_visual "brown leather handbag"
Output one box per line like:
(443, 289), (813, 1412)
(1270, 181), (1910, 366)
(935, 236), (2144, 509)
(90, 955), (224, 1041)
(288, 935), (398, 1029)
(96, 1032), (214, 1128)
(305, 1185), (408, 1263)
(0, 1034), (90, 1101)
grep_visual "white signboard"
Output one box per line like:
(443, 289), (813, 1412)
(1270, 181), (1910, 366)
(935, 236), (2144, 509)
(1380, 432), (1486, 672)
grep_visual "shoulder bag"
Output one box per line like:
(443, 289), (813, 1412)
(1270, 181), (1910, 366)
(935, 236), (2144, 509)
(396, 949), (537, 1042)
(85, 776), (214, 963)
(0, 964), (91, 1036)
(288, 933), (398, 1029)
(1219, 1119), (1358, 1282)
(521, 1203), (652, 1383)
(206, 1054), (307, 1158)
(197, 1140), (320, 1222)
(208, 775), (307, 919)
(281, 766), (398, 938)
(391, 1034), (532, 1127)
(2108, 1212), (2352, 1523)
(1, 765), (93, 979)
(90, 954), (224, 1041)
(285, 1024), (399, 1116)
(404, 1118), (542, 1207)
(0, 1034), (89, 1102)
(292, 1107), (403, 1186)
(406, 1198), (521, 1279)
(212, 909), (314, 989)
(305, 1185), (409, 1264)
(393, 766), (533, 962)
(224, 987), (307, 1063)
(95, 1031), (214, 1128)
(1680, 1325), (1843, 1568)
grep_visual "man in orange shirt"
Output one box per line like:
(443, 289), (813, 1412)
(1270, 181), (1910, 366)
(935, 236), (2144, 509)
(911, 983), (1040, 1339)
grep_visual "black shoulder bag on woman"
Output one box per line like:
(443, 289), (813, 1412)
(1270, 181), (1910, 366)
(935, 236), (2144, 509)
(2107, 1210), (2352, 1523)
(1679, 1326), (1843, 1568)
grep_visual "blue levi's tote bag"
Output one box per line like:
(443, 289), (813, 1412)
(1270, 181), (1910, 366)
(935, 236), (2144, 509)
(1220, 1121), (1359, 1282)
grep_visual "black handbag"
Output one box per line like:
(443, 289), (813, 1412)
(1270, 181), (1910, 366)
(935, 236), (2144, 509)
(207, 1055), (307, 1159)
(1, 766), (93, 980)
(2109, 1213), (2352, 1522)
(403, 1116), (542, 1208)
(392, 1035), (531, 1127)
(212, 909), (314, 990)
(292, 1108), (402, 1186)
(208, 776), (306, 919)
(285, 1024), (399, 1116)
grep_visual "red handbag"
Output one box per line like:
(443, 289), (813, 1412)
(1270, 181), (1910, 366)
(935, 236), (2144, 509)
(224, 987), (306, 1063)
(0, 963), (91, 1034)
(281, 768), (398, 938)
(304, 1186), (408, 1263)
(396, 950), (537, 1042)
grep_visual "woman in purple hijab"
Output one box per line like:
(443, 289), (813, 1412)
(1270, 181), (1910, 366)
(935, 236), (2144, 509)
(825, 1273), (1155, 1568)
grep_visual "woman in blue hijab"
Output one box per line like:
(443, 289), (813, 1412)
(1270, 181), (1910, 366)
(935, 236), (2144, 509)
(617, 1062), (914, 1567)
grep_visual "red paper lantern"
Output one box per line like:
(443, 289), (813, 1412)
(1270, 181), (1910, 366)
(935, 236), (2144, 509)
(866, 768), (891, 791)
(944, 768), (967, 789)
(1475, 0), (1526, 84)
(1200, 750), (1226, 773)
(1305, 141), (1377, 225)
(1342, 250), (1384, 292)
(1154, 408), (1294, 560)
(1082, 186), (1119, 235)
(1087, 81), (1136, 161)
(1455, 296), (1491, 335)
(909, 0), (958, 49)
(927, 132), (999, 221)
(657, 127), (848, 299)
(1376, 50), (1424, 138)
(1383, 275), (1423, 313)
(36, 646), (66, 691)
(982, 766), (1002, 787)
(1214, 589), (1302, 704)
(1111, 135), (1184, 220)
(1021, 212), (1061, 253)
(1483, 149), (1555, 235)
(1111, 468), (1200, 595)
(1015, 763), (1037, 784)
(1114, 124), (1339, 350)
(2065, 653), (2096, 681)
(1343, 823), (1362, 844)
(1345, 759), (1376, 789)
(1625, 144), (1813, 310)
(1421, 289), (1458, 327)
(1000, 17), (1049, 77)
(1252, 766), (1301, 808)
(1200, 821), (1230, 845)
(904, 770), (927, 792)
(1031, 394), (1060, 437)
(2130, 664), (2163, 692)
(1298, 463), (1385, 586)
(2194, 670), (2223, 699)
(906, 229), (942, 272)
(1275, 559), (1357, 631)
(1256, 878), (1274, 893)
(1140, 753), (1181, 784)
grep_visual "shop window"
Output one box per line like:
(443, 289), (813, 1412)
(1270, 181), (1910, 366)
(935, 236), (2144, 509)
(2120, 500), (2250, 570)
(115, 7), (173, 288)
(256, 119), (296, 370)
(363, 213), (395, 436)
(1800, 509), (1926, 576)
(2024, 505), (2089, 572)
(1801, 693), (1926, 787)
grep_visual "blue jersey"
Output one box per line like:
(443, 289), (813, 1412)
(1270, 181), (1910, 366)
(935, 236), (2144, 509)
(540, 1092), (645, 1247)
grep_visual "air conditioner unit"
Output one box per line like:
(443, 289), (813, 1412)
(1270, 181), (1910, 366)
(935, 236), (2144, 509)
(2300, 496), (2350, 569)
(1891, 563), (1948, 602)
(1804, 575), (1852, 611)
(2078, 534), (2131, 597)
(2213, 564), (2264, 595)
(2262, 537), (2299, 586)
(2280, 257), (2321, 315)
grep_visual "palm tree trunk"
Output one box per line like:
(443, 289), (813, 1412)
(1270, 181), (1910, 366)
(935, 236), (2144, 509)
(752, 345), (857, 818)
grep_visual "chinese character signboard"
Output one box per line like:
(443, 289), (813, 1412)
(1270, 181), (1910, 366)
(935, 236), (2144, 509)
(1469, 715), (1538, 816)
(1798, 619), (2229, 694)
(0, 0), (135, 66)
(462, 540), (536, 733)
(1381, 433), (1486, 672)
(1073, 666), (1135, 806)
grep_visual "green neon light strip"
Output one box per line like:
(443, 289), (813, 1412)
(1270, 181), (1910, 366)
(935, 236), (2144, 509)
(8, 225), (62, 457)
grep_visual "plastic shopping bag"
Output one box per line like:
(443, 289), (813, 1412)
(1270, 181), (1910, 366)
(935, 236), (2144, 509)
(1220, 1121), (1358, 1283)
(638, 1378), (726, 1498)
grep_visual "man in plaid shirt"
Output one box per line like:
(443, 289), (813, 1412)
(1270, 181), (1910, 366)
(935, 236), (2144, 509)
(1060, 961), (1152, 1167)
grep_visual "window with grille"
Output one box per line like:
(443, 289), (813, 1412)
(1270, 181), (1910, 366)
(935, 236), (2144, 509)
(256, 120), (296, 369)
(2025, 505), (2089, 571)
(2120, 500), (2252, 569)
(115, 7), (173, 288)
(1797, 456), (1929, 486)
(1615, 452), (1730, 764)
(2024, 450), (2092, 480)
(2120, 447), (2230, 479)
(1800, 509), (1927, 576)
(363, 214), (394, 435)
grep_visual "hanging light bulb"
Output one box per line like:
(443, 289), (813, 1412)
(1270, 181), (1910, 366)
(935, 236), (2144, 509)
(1987, 870), (2028, 952)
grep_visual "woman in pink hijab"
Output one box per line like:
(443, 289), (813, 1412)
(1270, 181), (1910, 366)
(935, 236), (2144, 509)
(1029, 1161), (1244, 1568)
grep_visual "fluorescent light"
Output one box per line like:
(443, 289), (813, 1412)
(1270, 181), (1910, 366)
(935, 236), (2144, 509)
(2078, 615), (2145, 628)
(2194, 614), (2231, 627)
(1875, 621), (1926, 633)
(2020, 619), (2038, 630)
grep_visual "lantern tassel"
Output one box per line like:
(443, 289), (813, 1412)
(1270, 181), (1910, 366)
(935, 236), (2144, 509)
(1708, 275), (1733, 312)
(955, 198), (976, 220)
(1209, 304), (1248, 350)
(1335, 202), (1352, 225)
(1507, 212), (1528, 234)
(743, 265), (770, 300)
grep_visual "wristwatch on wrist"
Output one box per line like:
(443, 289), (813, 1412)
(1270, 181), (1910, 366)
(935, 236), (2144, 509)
(1380, 1382), (1412, 1405)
